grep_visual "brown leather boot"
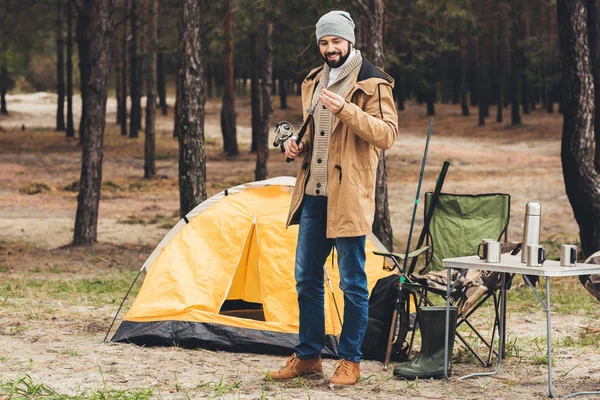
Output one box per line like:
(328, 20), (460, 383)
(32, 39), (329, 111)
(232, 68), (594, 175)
(330, 359), (360, 385)
(266, 353), (323, 381)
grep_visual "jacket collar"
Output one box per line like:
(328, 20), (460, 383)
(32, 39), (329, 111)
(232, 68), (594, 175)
(301, 57), (394, 118)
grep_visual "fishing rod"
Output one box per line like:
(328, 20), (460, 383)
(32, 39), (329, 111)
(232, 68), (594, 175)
(272, 103), (318, 163)
(410, 160), (450, 276)
(383, 118), (434, 370)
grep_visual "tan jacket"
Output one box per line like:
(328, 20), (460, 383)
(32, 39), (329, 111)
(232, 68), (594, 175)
(286, 58), (399, 238)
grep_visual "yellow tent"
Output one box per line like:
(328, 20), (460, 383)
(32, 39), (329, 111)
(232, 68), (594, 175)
(112, 177), (401, 357)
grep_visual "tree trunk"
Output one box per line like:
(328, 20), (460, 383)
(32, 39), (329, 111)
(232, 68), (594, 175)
(129, 0), (141, 137)
(178, 0), (206, 217)
(460, 22), (470, 117)
(396, 75), (405, 110)
(116, 44), (121, 125)
(279, 76), (288, 109)
(157, 52), (167, 115)
(56, 0), (66, 131)
(557, 0), (600, 256)
(589, 0), (600, 172)
(249, 31), (260, 154)
(206, 65), (213, 98)
(426, 97), (435, 116)
(66, 0), (75, 137)
(119, 5), (127, 137)
(497, 1), (508, 123)
(255, 20), (272, 181)
(173, 72), (181, 138)
(522, 1), (531, 115)
(144, 0), (157, 179)
(73, 0), (115, 245)
(0, 66), (7, 115)
(366, 0), (393, 251)
(477, 34), (486, 126)
(76, 0), (93, 144)
(510, 0), (522, 125)
(220, 0), (238, 156)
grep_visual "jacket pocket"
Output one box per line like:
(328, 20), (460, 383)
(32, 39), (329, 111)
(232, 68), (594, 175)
(349, 162), (377, 200)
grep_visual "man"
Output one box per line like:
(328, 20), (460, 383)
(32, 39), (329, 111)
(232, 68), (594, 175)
(268, 10), (398, 385)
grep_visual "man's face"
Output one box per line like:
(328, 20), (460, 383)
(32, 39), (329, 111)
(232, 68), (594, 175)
(319, 36), (352, 68)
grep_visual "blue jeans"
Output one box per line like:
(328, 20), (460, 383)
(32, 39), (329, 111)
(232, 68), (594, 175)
(294, 195), (369, 363)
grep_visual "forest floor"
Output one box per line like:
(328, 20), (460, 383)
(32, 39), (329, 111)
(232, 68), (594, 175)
(0, 92), (599, 399)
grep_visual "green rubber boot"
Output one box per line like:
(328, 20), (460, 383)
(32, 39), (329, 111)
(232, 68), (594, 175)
(393, 306), (458, 380)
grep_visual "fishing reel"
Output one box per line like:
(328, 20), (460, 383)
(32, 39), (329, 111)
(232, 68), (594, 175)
(273, 121), (295, 152)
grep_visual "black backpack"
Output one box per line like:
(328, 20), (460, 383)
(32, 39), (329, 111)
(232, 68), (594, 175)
(361, 274), (412, 362)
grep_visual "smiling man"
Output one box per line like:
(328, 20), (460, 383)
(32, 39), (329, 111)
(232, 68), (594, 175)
(267, 10), (399, 385)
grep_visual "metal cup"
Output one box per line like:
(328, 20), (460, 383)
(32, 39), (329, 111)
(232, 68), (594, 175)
(560, 245), (577, 267)
(477, 239), (500, 263)
(527, 244), (547, 267)
(477, 239), (495, 260)
(485, 241), (501, 263)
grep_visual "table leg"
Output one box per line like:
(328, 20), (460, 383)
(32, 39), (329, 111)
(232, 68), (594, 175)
(546, 277), (555, 399)
(444, 267), (452, 380)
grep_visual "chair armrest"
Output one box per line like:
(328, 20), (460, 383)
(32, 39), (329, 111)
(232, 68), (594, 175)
(373, 246), (430, 260)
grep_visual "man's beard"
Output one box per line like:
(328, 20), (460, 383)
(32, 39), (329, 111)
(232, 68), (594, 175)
(323, 44), (352, 68)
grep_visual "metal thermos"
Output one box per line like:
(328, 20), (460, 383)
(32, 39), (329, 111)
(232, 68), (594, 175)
(521, 202), (542, 263)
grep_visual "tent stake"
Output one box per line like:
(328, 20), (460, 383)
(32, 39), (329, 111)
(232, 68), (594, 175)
(103, 268), (143, 343)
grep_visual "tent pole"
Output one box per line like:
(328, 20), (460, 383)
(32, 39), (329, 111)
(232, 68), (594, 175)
(323, 266), (343, 329)
(103, 268), (144, 343)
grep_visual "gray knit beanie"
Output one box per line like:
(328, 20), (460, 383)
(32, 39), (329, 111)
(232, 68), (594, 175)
(315, 10), (355, 45)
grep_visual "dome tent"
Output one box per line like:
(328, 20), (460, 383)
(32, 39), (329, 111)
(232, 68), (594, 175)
(111, 176), (398, 358)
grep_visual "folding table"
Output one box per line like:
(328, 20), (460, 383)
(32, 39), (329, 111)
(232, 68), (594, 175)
(442, 254), (600, 398)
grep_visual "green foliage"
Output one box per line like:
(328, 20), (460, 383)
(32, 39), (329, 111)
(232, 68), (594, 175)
(0, 272), (140, 307)
(0, 374), (154, 400)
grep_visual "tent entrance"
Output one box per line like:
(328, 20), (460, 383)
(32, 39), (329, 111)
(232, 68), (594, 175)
(219, 219), (265, 321)
(220, 300), (265, 321)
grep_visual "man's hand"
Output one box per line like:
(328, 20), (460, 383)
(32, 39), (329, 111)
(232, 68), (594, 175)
(284, 136), (304, 160)
(320, 88), (345, 114)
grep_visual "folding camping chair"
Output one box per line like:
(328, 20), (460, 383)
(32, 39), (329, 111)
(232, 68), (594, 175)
(412, 192), (513, 366)
(378, 192), (514, 367)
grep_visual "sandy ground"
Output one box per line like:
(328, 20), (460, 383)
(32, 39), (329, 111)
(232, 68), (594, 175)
(0, 93), (598, 399)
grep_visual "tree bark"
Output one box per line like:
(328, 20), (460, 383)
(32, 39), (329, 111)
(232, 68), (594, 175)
(220, 0), (238, 156)
(144, 0), (157, 179)
(178, 0), (206, 217)
(66, 0), (75, 136)
(76, 0), (93, 144)
(56, 0), (66, 131)
(249, 31), (260, 154)
(255, 20), (272, 181)
(73, 0), (115, 245)
(129, 0), (141, 137)
(157, 52), (168, 115)
(557, 0), (600, 256)
(119, 3), (127, 137)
